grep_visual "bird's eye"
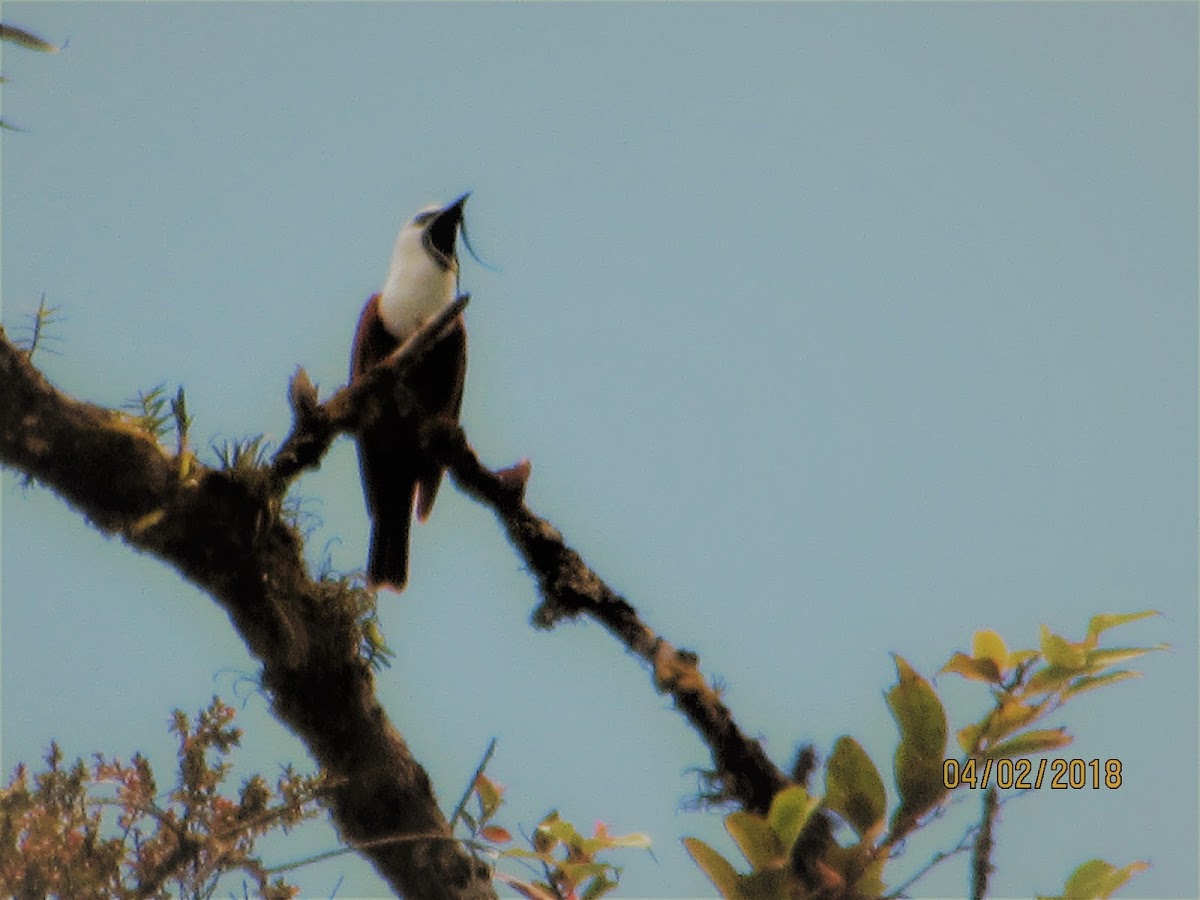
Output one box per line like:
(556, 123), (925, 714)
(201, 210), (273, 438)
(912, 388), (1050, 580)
(412, 211), (436, 225)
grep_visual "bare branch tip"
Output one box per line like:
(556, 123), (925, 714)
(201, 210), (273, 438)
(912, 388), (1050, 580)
(495, 458), (532, 499)
(288, 369), (320, 416)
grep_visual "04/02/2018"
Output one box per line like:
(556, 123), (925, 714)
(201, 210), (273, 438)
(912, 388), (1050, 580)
(943, 757), (1123, 790)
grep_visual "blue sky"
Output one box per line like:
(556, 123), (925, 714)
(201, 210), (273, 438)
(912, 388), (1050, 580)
(2, 3), (1196, 898)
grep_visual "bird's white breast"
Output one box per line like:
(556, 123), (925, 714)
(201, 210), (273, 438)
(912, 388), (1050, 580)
(377, 222), (456, 340)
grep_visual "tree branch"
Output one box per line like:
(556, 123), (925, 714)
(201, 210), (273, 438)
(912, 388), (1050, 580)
(269, 292), (470, 487)
(266, 296), (792, 815)
(428, 416), (792, 812)
(2, 284), (801, 889)
(0, 324), (495, 899)
(970, 786), (999, 900)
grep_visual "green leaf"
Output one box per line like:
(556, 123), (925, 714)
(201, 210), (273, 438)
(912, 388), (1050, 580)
(123, 384), (171, 438)
(941, 652), (1003, 683)
(888, 656), (947, 758)
(1040, 626), (1087, 669)
(1086, 611), (1159, 641)
(726, 811), (782, 869)
(980, 696), (1047, 746)
(171, 385), (192, 454)
(1062, 670), (1139, 699)
(887, 656), (948, 836)
(1085, 645), (1167, 669)
(767, 785), (819, 856)
(972, 629), (1009, 671)
(213, 434), (271, 471)
(1024, 664), (1079, 696)
(957, 722), (982, 754)
(985, 728), (1072, 759)
(1061, 857), (1150, 899)
(596, 830), (652, 850)
(0, 23), (59, 52)
(683, 837), (744, 898)
(824, 736), (886, 838)
(474, 772), (503, 819)
(540, 813), (581, 845)
(531, 811), (568, 854)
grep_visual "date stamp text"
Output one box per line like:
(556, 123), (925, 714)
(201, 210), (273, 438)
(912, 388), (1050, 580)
(943, 758), (1123, 790)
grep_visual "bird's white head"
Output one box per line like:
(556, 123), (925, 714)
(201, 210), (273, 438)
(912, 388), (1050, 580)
(378, 194), (469, 338)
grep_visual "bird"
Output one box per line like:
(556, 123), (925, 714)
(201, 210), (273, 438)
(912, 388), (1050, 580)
(350, 194), (469, 592)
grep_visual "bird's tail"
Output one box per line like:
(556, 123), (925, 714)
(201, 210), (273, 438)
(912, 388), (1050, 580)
(367, 510), (411, 592)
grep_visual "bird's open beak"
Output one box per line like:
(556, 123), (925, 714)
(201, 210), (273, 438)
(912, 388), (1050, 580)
(445, 192), (470, 216)
(427, 193), (469, 259)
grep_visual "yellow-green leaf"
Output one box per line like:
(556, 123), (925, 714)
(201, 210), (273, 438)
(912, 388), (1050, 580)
(1040, 626), (1087, 668)
(887, 656), (948, 835)
(985, 728), (1072, 759)
(475, 772), (504, 818)
(824, 736), (886, 838)
(973, 629), (1009, 672)
(726, 811), (782, 869)
(888, 656), (948, 759)
(537, 810), (580, 845)
(980, 696), (1047, 746)
(957, 722), (982, 754)
(1061, 857), (1150, 899)
(890, 743), (946, 835)
(0, 24), (59, 52)
(1023, 664), (1077, 696)
(1086, 611), (1159, 641)
(684, 837), (744, 898)
(594, 830), (652, 850)
(1062, 670), (1139, 699)
(1085, 645), (1168, 669)
(766, 785), (819, 856)
(941, 652), (1003, 683)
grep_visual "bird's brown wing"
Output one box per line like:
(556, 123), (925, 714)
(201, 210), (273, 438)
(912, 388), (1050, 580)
(350, 292), (393, 382)
(351, 293), (419, 590)
(414, 316), (467, 521)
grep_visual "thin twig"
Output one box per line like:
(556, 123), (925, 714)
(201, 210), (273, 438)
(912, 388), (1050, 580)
(448, 738), (498, 832)
(885, 826), (977, 899)
(970, 786), (999, 899)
